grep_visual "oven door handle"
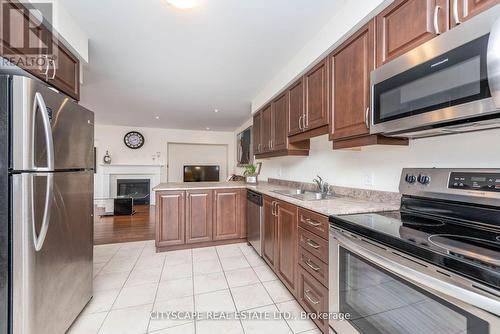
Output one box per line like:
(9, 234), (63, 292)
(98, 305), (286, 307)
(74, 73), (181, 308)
(334, 231), (500, 316)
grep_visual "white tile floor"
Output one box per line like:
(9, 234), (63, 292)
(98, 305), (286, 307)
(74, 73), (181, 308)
(68, 240), (321, 334)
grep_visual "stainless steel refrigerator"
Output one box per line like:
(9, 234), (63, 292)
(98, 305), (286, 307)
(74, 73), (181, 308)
(0, 73), (94, 334)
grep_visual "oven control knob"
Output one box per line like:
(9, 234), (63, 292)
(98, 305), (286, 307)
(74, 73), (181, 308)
(418, 175), (430, 185)
(405, 174), (416, 184)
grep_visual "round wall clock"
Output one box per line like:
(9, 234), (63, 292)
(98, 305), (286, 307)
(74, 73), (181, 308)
(124, 131), (145, 149)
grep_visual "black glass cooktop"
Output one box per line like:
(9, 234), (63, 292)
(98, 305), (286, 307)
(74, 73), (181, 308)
(329, 209), (500, 289)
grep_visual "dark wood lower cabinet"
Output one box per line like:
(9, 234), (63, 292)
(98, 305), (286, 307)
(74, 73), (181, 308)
(276, 201), (298, 295)
(155, 188), (245, 251)
(156, 190), (185, 248)
(298, 267), (329, 333)
(185, 190), (213, 244)
(213, 189), (241, 241)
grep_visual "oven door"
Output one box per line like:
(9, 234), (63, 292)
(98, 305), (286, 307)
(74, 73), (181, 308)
(328, 228), (500, 334)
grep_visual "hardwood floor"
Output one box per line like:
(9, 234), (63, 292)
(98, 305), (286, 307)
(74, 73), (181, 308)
(93, 205), (155, 245)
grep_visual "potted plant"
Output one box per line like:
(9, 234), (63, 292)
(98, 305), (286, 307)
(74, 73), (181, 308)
(243, 163), (261, 184)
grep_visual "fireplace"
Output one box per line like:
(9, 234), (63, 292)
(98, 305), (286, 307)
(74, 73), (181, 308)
(117, 179), (150, 205)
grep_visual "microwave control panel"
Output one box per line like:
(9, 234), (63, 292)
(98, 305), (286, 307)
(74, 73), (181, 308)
(448, 173), (500, 192)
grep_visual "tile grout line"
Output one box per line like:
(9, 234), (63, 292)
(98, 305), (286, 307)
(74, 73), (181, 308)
(216, 245), (247, 334)
(145, 245), (169, 334)
(240, 244), (299, 334)
(95, 242), (147, 334)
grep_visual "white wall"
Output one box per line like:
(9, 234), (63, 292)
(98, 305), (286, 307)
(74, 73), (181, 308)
(251, 0), (391, 112)
(253, 129), (500, 193)
(94, 124), (236, 196)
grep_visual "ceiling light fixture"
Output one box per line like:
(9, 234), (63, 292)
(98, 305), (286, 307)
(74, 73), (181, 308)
(155, 116), (160, 119)
(214, 109), (219, 113)
(165, 0), (199, 9)
(206, 127), (211, 130)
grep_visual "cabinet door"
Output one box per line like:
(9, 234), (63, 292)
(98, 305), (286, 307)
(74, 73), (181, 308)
(271, 92), (288, 151)
(276, 200), (298, 295)
(304, 59), (329, 130)
(186, 190), (213, 244)
(261, 105), (272, 152)
(213, 189), (240, 241)
(156, 191), (185, 247)
(451, 0), (500, 26)
(376, 0), (449, 67)
(49, 41), (80, 101)
(288, 79), (304, 136)
(253, 112), (262, 154)
(330, 20), (374, 140)
(263, 196), (277, 267)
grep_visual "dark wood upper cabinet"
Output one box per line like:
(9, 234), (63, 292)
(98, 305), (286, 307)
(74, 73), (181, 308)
(330, 20), (374, 140)
(451, 0), (500, 27)
(271, 92), (288, 151)
(304, 59), (329, 130)
(276, 200), (298, 295)
(49, 40), (80, 101)
(156, 191), (185, 247)
(252, 112), (262, 154)
(185, 190), (213, 244)
(261, 105), (272, 153)
(288, 79), (304, 136)
(213, 189), (241, 241)
(263, 196), (277, 267)
(376, 0), (449, 67)
(0, 1), (80, 100)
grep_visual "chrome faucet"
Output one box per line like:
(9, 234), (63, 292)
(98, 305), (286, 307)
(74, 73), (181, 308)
(313, 175), (330, 195)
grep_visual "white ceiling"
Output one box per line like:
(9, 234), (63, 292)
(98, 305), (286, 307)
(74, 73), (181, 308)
(60, 0), (343, 131)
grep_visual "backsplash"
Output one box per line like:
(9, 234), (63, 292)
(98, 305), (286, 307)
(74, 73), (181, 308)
(267, 178), (401, 205)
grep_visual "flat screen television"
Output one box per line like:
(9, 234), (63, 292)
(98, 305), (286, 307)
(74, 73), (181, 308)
(183, 165), (220, 182)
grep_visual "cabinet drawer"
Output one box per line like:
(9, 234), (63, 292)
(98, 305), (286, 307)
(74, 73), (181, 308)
(298, 208), (329, 240)
(298, 267), (329, 333)
(298, 246), (328, 287)
(298, 227), (328, 263)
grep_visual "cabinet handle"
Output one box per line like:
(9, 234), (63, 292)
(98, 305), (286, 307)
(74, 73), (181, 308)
(452, 0), (461, 25)
(257, 143), (261, 152)
(433, 5), (441, 35)
(365, 107), (370, 129)
(41, 56), (50, 76)
(463, 0), (469, 18)
(303, 113), (308, 130)
(304, 290), (320, 305)
(305, 259), (320, 271)
(306, 238), (320, 249)
(302, 218), (321, 227)
(49, 59), (56, 80)
(298, 115), (303, 131)
(271, 201), (275, 216)
(274, 202), (279, 217)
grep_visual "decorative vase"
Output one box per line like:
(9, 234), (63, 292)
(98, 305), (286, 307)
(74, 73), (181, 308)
(103, 151), (112, 164)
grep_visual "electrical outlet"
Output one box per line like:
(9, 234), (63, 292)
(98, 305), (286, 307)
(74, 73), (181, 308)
(363, 173), (374, 187)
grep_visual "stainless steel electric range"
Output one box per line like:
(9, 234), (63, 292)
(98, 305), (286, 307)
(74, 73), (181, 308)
(329, 168), (500, 334)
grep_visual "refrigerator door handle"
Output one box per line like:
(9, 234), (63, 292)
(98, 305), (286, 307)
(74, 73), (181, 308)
(32, 92), (54, 172)
(30, 173), (54, 251)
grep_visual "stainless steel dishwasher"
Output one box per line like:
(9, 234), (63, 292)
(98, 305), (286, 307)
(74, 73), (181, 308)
(246, 190), (263, 256)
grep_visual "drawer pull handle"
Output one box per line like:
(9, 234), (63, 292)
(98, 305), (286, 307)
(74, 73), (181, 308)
(306, 239), (320, 249)
(304, 290), (320, 305)
(303, 218), (321, 227)
(305, 259), (320, 271)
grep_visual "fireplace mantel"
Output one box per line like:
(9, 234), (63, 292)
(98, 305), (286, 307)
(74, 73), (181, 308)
(96, 164), (163, 205)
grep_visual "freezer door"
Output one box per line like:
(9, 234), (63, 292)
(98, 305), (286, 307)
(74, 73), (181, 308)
(10, 76), (94, 171)
(11, 171), (93, 334)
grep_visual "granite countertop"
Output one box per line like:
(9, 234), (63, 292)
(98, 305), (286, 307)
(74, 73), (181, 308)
(153, 181), (400, 216)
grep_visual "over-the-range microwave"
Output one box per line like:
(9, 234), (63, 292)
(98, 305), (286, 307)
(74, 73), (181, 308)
(370, 5), (500, 139)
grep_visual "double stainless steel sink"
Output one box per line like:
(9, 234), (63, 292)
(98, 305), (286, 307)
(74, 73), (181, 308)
(271, 189), (335, 201)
